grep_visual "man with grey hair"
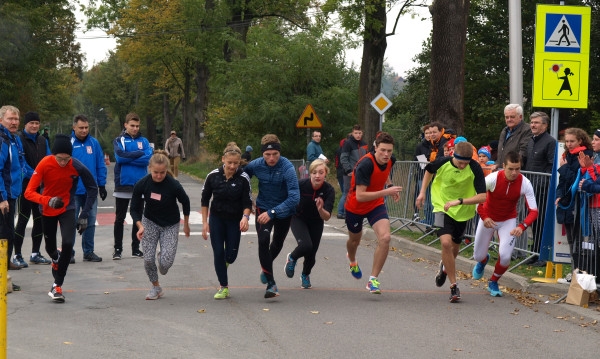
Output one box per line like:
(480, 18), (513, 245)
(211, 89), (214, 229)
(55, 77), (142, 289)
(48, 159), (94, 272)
(0, 105), (27, 291)
(496, 104), (532, 169)
(523, 111), (556, 265)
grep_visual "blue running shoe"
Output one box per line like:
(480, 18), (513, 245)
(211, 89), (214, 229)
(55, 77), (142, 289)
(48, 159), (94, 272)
(488, 280), (502, 297)
(349, 263), (362, 279)
(472, 254), (489, 280)
(264, 283), (279, 298)
(284, 253), (296, 278)
(259, 271), (268, 284)
(366, 278), (381, 294)
(301, 273), (312, 289)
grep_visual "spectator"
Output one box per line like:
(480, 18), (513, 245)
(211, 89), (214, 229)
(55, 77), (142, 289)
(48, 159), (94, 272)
(14, 111), (52, 268)
(477, 146), (494, 177)
(242, 145), (252, 163)
(496, 104), (532, 169)
(306, 130), (328, 169)
(338, 125), (368, 219)
(164, 130), (185, 178)
(112, 112), (153, 260)
(0, 105), (27, 292)
(555, 128), (592, 270)
(522, 111), (556, 266)
(335, 136), (348, 195)
(71, 114), (107, 263)
(413, 125), (432, 223)
(428, 122), (450, 161)
(42, 127), (50, 145)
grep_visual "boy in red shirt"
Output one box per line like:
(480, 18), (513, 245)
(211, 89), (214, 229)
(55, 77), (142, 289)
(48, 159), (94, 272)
(25, 135), (98, 303)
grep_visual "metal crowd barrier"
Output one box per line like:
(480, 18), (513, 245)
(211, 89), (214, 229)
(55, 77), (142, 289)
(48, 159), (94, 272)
(385, 161), (552, 273)
(570, 192), (599, 282)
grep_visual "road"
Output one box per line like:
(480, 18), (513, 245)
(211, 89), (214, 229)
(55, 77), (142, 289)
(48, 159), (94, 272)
(6, 164), (600, 358)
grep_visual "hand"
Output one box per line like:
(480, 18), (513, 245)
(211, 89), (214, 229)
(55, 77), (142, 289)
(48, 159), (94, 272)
(99, 186), (107, 201)
(0, 200), (9, 215)
(77, 217), (88, 234)
(48, 197), (64, 209)
(510, 226), (523, 237)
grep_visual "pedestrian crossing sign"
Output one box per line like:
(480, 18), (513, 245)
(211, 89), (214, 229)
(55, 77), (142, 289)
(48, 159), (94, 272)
(532, 5), (591, 108)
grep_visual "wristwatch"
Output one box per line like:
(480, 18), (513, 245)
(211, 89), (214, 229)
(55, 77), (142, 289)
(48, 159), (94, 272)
(270, 209), (276, 218)
(458, 198), (463, 205)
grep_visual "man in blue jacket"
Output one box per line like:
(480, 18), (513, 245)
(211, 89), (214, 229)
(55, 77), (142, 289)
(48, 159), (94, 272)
(244, 134), (300, 298)
(112, 112), (153, 259)
(71, 114), (107, 262)
(306, 130), (328, 170)
(0, 105), (27, 291)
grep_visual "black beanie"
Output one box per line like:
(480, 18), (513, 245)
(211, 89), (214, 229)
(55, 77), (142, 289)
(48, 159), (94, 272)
(52, 134), (73, 156)
(24, 111), (40, 125)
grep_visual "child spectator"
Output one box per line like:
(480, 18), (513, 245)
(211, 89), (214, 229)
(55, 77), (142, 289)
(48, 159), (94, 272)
(478, 146), (494, 176)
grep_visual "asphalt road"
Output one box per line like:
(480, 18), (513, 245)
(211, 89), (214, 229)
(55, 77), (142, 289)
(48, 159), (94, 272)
(6, 164), (600, 358)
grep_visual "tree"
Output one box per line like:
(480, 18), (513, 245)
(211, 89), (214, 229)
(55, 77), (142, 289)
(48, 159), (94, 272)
(428, 0), (469, 135)
(323, 0), (428, 145)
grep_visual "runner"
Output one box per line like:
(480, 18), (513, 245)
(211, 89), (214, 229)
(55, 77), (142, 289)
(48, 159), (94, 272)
(285, 159), (335, 289)
(201, 143), (253, 299)
(472, 151), (538, 296)
(130, 150), (191, 300)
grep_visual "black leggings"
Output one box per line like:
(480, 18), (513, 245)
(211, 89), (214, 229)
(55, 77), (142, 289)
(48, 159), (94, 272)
(290, 216), (324, 276)
(14, 195), (44, 255)
(114, 197), (140, 252)
(43, 210), (76, 286)
(255, 208), (292, 284)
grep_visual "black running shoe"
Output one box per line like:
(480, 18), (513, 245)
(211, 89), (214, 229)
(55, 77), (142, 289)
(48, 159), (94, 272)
(48, 286), (65, 303)
(435, 260), (447, 287)
(449, 284), (461, 303)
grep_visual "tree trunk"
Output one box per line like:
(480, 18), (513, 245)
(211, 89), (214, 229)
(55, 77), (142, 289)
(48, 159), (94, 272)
(162, 92), (172, 147)
(190, 62), (209, 160)
(145, 115), (156, 148)
(428, 0), (469, 135)
(358, 0), (387, 147)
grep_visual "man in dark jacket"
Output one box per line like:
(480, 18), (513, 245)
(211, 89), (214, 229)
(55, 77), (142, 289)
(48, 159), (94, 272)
(496, 104), (532, 169)
(338, 125), (368, 219)
(523, 111), (556, 266)
(14, 111), (52, 268)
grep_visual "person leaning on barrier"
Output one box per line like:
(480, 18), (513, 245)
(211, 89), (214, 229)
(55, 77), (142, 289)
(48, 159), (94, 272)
(522, 111), (556, 266)
(472, 151), (538, 297)
(555, 128), (592, 270)
(416, 141), (487, 303)
(496, 104), (532, 169)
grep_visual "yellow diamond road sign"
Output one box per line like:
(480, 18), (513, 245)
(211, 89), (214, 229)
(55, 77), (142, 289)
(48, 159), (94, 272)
(532, 5), (591, 109)
(371, 93), (392, 115)
(295, 104), (322, 129)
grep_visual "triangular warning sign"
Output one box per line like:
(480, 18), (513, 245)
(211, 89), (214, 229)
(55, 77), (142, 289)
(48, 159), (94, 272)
(546, 15), (580, 49)
(295, 104), (322, 128)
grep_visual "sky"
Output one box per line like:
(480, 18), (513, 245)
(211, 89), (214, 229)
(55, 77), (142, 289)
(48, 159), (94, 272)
(75, 3), (432, 77)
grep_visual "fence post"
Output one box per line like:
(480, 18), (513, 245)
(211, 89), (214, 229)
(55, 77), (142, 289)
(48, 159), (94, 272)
(0, 238), (7, 359)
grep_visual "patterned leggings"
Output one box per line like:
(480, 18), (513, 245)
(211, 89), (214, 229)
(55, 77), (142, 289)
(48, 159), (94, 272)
(141, 217), (180, 283)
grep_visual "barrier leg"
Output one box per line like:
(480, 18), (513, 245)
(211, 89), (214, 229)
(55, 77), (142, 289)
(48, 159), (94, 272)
(1, 238), (7, 359)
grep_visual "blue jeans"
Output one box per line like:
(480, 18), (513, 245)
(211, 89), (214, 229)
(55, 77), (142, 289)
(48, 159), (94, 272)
(73, 195), (98, 256)
(337, 175), (350, 216)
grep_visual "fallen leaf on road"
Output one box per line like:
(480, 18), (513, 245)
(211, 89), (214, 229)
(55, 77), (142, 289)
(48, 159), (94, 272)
(324, 321), (333, 325)
(263, 308), (269, 311)
(63, 342), (72, 345)
(104, 292), (110, 294)
(310, 311), (319, 314)
(197, 309), (206, 313)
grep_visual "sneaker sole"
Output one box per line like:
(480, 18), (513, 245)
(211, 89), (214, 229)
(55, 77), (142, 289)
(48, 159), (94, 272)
(435, 261), (446, 287)
(48, 292), (65, 303)
(284, 253), (295, 278)
(264, 291), (280, 299)
(30, 261), (51, 265)
(487, 288), (503, 297)
(449, 295), (461, 303)
(145, 292), (164, 300)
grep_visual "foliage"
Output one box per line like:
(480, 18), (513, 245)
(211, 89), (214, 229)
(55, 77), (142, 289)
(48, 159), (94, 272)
(206, 19), (360, 159)
(0, 0), (82, 124)
(391, 0), (600, 149)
